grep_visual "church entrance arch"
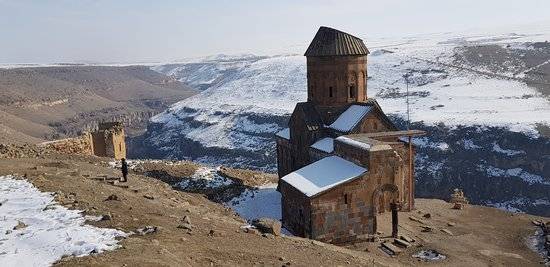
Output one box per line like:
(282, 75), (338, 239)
(372, 184), (400, 237)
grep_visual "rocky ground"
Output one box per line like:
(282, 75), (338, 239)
(0, 147), (548, 266)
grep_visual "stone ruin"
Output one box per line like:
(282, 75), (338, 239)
(90, 122), (126, 160)
(450, 188), (469, 209)
(38, 121), (126, 160)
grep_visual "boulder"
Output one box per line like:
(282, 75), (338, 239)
(105, 194), (119, 201)
(182, 215), (191, 225)
(252, 218), (282, 236)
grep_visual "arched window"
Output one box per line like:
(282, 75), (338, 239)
(329, 87), (333, 97)
(349, 85), (355, 98)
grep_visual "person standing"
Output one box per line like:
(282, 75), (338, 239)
(120, 158), (128, 182)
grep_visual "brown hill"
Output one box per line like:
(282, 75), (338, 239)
(0, 65), (197, 143)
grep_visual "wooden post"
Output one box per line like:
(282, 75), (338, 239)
(408, 135), (414, 211)
(391, 202), (398, 238)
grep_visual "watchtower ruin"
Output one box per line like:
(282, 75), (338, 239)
(90, 122), (126, 160)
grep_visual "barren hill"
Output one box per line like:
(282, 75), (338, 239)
(0, 65), (197, 143)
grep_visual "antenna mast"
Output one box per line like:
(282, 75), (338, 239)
(405, 74), (410, 130)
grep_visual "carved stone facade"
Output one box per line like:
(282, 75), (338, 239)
(276, 26), (425, 243)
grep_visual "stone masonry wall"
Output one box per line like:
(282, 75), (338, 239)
(280, 180), (312, 237)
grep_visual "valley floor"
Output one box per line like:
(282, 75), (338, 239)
(0, 154), (547, 266)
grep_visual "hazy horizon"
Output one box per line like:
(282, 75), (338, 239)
(2, 0), (550, 64)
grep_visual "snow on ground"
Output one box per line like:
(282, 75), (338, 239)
(479, 165), (550, 185)
(0, 175), (127, 267)
(150, 27), (550, 154)
(492, 142), (526, 156)
(485, 197), (550, 213)
(175, 166), (233, 190)
(225, 184), (281, 222)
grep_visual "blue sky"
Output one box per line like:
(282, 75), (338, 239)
(1, 0), (549, 63)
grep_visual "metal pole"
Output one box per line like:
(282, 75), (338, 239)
(406, 75), (410, 130)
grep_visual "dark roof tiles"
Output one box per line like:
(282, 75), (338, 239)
(305, 26), (369, 57)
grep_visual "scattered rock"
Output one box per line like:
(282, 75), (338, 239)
(261, 233), (275, 239)
(143, 194), (155, 200)
(532, 220), (543, 226)
(421, 226), (433, 232)
(100, 214), (112, 221)
(423, 213), (432, 219)
(440, 228), (453, 236)
(381, 242), (402, 255)
(447, 222), (456, 227)
(136, 226), (158, 235)
(208, 229), (224, 237)
(394, 238), (411, 248)
(178, 223), (194, 231)
(182, 215), (192, 225)
(13, 221), (28, 230)
(399, 235), (415, 243)
(245, 228), (261, 235)
(105, 194), (119, 201)
(251, 218), (281, 236)
(409, 216), (425, 224)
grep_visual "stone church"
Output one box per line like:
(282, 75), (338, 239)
(276, 26), (425, 243)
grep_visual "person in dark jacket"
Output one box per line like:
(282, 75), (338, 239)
(120, 158), (128, 182)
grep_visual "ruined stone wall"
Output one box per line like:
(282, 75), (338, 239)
(279, 180), (312, 237)
(90, 123), (126, 160)
(41, 133), (93, 155)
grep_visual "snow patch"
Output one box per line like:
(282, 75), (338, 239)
(0, 175), (127, 267)
(492, 142), (526, 156)
(176, 166), (233, 190)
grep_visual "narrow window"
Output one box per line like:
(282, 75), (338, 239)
(119, 143), (122, 151)
(344, 193), (349, 204)
(373, 122), (378, 130)
(329, 87), (333, 97)
(299, 208), (303, 218)
(349, 86), (355, 98)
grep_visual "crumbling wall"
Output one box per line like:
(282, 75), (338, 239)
(41, 133), (93, 155)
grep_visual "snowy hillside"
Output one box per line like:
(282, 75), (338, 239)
(131, 28), (550, 216)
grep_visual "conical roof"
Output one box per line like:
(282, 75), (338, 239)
(304, 26), (369, 57)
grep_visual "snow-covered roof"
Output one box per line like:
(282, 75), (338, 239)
(281, 156), (367, 197)
(276, 128), (290, 139)
(310, 137), (334, 153)
(335, 136), (372, 150)
(328, 105), (373, 132)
